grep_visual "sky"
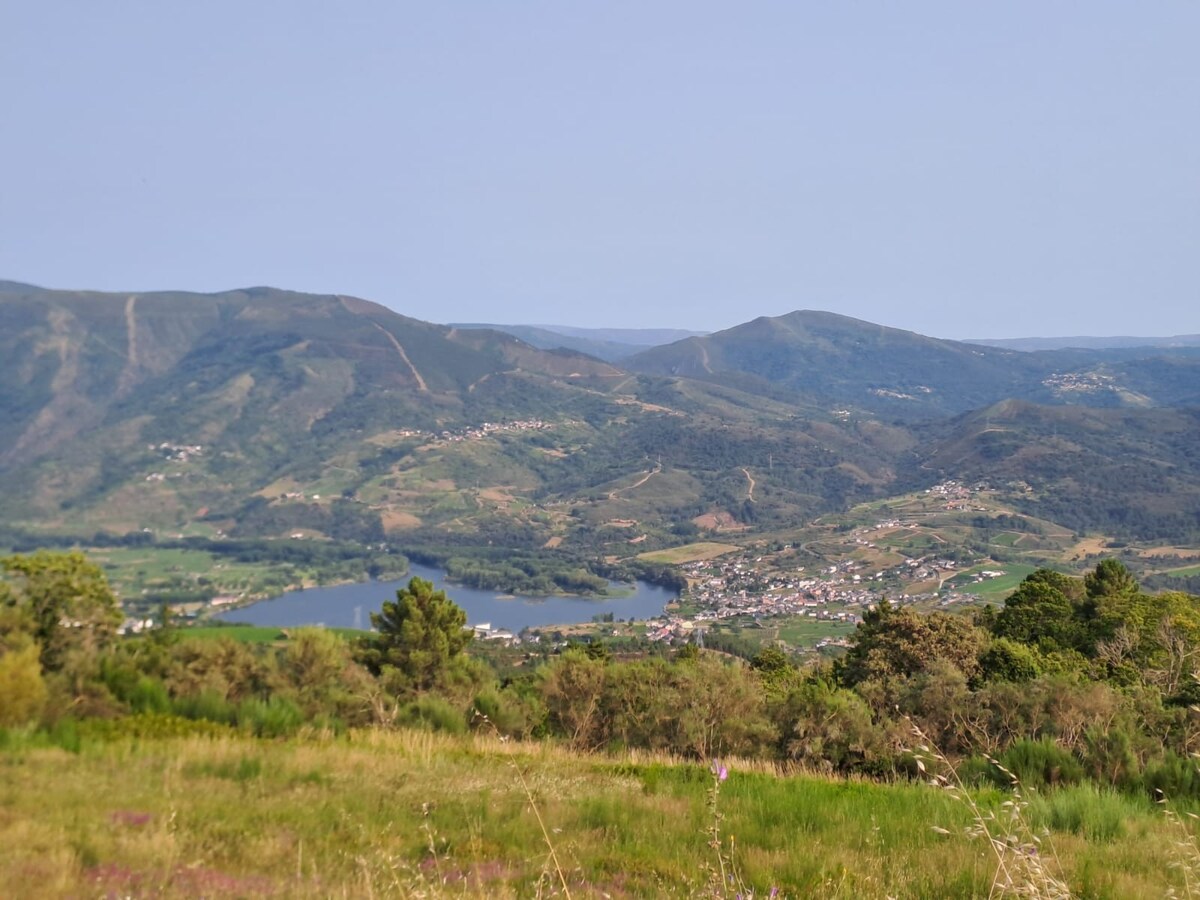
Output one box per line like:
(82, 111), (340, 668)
(2, 2), (1198, 339)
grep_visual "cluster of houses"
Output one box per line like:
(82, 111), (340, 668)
(1043, 371), (1115, 394)
(638, 510), (1011, 649)
(435, 419), (551, 442)
(150, 442), (205, 462)
(144, 442), (205, 482)
(641, 554), (882, 647)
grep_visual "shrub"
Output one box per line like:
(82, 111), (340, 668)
(0, 644), (47, 727)
(237, 696), (304, 738)
(173, 689), (237, 725)
(1000, 737), (1085, 790)
(1143, 750), (1200, 802)
(396, 696), (467, 734)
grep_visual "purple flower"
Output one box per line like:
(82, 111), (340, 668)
(711, 759), (728, 781)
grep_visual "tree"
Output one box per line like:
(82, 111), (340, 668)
(837, 600), (985, 691)
(782, 679), (882, 773)
(1085, 559), (1138, 601)
(0, 550), (122, 674)
(355, 577), (472, 692)
(992, 569), (1088, 653)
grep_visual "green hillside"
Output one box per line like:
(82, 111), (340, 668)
(628, 309), (1200, 419)
(4, 282), (1200, 566)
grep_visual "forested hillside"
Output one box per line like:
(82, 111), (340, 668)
(3, 282), (1200, 558)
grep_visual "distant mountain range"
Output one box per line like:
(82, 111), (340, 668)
(626, 310), (1200, 418)
(967, 335), (1200, 351)
(450, 323), (706, 362)
(2, 281), (1198, 550)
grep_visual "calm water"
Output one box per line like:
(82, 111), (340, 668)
(215, 562), (676, 632)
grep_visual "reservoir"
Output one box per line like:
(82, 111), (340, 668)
(216, 561), (677, 632)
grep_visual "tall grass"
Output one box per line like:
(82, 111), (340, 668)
(0, 725), (1195, 898)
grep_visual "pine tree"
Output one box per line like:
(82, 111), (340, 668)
(355, 577), (471, 691)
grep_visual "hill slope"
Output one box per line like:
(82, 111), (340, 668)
(4, 283), (1200, 550)
(629, 310), (1200, 418)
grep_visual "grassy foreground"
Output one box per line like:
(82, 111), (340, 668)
(0, 726), (1191, 898)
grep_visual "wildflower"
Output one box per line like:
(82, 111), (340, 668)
(711, 759), (728, 781)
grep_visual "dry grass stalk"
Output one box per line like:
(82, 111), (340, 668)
(907, 718), (1072, 899)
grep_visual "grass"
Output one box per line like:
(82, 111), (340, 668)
(638, 542), (741, 565)
(179, 625), (372, 643)
(946, 563), (1039, 600)
(86, 546), (307, 608)
(178, 625), (289, 643)
(774, 617), (857, 647)
(0, 726), (1193, 898)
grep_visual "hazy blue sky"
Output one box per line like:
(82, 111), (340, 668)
(3, 2), (1197, 338)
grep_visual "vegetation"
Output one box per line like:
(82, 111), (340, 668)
(6, 284), (1200, 893)
(5, 551), (1200, 894)
(6, 284), (1200, 572)
(4, 728), (1196, 898)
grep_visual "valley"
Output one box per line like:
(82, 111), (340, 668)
(3, 281), (1199, 648)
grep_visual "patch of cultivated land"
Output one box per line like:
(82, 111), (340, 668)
(0, 728), (1189, 898)
(638, 542), (741, 564)
(945, 563), (1040, 600)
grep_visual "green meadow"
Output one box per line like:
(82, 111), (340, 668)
(0, 726), (1189, 899)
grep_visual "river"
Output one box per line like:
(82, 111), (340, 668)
(215, 561), (677, 632)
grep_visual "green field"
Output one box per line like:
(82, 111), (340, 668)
(179, 625), (372, 644)
(946, 563), (1039, 599)
(0, 727), (1189, 898)
(773, 617), (857, 647)
(637, 541), (741, 565)
(87, 546), (305, 608)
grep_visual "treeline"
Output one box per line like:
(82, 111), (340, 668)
(8, 551), (1200, 803)
(405, 545), (685, 597)
(443, 557), (608, 596)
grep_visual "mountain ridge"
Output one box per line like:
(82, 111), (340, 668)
(3, 282), (1199, 549)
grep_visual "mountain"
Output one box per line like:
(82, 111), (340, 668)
(0, 283), (655, 536)
(968, 335), (1200, 352)
(626, 310), (1055, 418)
(3, 283), (1199, 552)
(628, 310), (1200, 418)
(449, 323), (706, 362)
(914, 400), (1200, 542)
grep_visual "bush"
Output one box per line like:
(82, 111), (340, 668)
(0, 644), (47, 727)
(237, 696), (304, 738)
(173, 689), (237, 725)
(471, 688), (534, 738)
(957, 754), (1004, 788)
(126, 676), (172, 714)
(978, 638), (1040, 683)
(1000, 737), (1085, 790)
(1143, 751), (1200, 802)
(396, 696), (468, 734)
(77, 712), (231, 741)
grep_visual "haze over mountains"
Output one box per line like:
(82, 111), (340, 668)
(449, 323), (705, 362)
(3, 280), (1199, 551)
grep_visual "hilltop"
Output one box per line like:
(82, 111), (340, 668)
(628, 309), (1200, 419)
